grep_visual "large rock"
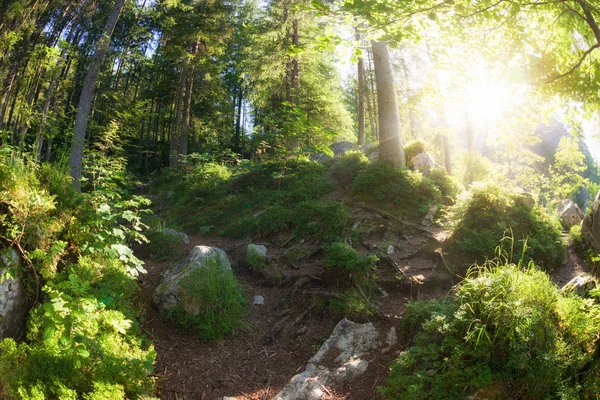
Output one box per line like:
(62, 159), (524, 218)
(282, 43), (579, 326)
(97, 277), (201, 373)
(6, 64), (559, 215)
(330, 141), (356, 157)
(557, 199), (584, 230)
(152, 246), (231, 312)
(582, 191), (600, 252)
(272, 319), (394, 400)
(408, 152), (438, 176)
(561, 274), (597, 298)
(0, 248), (27, 340)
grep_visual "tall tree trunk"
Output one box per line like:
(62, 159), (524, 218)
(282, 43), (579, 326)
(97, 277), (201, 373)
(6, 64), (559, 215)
(291, 17), (300, 104)
(169, 68), (185, 167)
(357, 51), (366, 146)
(69, 0), (126, 191)
(234, 86), (243, 151)
(371, 40), (404, 167)
(179, 41), (198, 158)
(366, 48), (379, 141)
(443, 135), (452, 174)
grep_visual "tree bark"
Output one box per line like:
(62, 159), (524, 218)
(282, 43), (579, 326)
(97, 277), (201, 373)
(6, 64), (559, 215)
(357, 52), (366, 146)
(234, 85), (243, 151)
(169, 68), (185, 167)
(291, 17), (300, 104)
(69, 0), (126, 191)
(371, 40), (405, 167)
(443, 135), (452, 174)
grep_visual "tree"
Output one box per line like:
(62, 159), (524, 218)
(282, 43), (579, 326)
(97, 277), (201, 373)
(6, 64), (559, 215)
(371, 40), (405, 167)
(69, 0), (126, 191)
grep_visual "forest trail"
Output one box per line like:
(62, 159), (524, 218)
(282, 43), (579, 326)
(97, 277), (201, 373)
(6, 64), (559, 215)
(136, 210), (451, 399)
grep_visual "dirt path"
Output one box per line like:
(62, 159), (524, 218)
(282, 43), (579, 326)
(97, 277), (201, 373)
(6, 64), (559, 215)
(551, 240), (588, 288)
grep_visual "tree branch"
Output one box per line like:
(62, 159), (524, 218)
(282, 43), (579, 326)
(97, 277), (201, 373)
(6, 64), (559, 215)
(546, 43), (600, 82)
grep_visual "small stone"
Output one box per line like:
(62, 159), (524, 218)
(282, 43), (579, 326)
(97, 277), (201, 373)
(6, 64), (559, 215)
(381, 327), (397, 353)
(247, 244), (267, 260)
(386, 245), (394, 255)
(253, 295), (265, 305)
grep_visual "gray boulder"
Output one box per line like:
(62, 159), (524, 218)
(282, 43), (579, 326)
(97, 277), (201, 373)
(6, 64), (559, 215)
(162, 228), (190, 244)
(557, 199), (584, 230)
(273, 319), (391, 400)
(0, 248), (27, 340)
(561, 274), (597, 298)
(516, 192), (535, 210)
(582, 191), (600, 252)
(330, 141), (356, 157)
(152, 246), (231, 312)
(408, 152), (438, 176)
(246, 244), (267, 262)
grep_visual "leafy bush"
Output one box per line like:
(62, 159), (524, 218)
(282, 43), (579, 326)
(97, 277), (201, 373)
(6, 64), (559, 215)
(447, 182), (564, 269)
(352, 161), (441, 216)
(380, 263), (600, 400)
(165, 258), (249, 340)
(428, 168), (461, 205)
(331, 151), (369, 185)
(404, 140), (426, 163)
(0, 154), (155, 399)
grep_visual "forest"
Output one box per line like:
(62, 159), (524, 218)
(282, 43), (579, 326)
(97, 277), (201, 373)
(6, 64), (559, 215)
(1, 0), (600, 398)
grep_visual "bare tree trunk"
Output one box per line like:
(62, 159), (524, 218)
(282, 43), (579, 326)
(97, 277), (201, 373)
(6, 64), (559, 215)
(291, 17), (300, 104)
(69, 0), (126, 191)
(169, 68), (185, 167)
(357, 46), (366, 146)
(371, 40), (405, 167)
(234, 86), (243, 151)
(366, 48), (379, 141)
(179, 41), (198, 158)
(443, 135), (452, 174)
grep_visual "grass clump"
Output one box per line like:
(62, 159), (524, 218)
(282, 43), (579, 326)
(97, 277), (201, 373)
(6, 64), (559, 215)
(352, 161), (441, 216)
(380, 262), (600, 400)
(428, 168), (461, 205)
(165, 258), (249, 341)
(331, 151), (369, 185)
(447, 182), (564, 269)
(404, 139), (426, 163)
(325, 242), (378, 277)
(144, 229), (184, 261)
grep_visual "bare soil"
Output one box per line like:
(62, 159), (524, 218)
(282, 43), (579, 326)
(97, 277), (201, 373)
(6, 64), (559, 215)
(136, 191), (590, 400)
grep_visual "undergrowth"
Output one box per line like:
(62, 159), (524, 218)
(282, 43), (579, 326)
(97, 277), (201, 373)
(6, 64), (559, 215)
(165, 258), (249, 341)
(0, 149), (155, 399)
(447, 181), (564, 269)
(381, 261), (600, 400)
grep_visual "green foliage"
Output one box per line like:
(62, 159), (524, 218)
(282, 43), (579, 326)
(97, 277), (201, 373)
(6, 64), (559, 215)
(325, 243), (378, 279)
(165, 258), (249, 341)
(404, 140), (427, 163)
(447, 182), (564, 269)
(0, 156), (155, 399)
(380, 263), (600, 400)
(352, 161), (442, 216)
(157, 158), (349, 242)
(0, 257), (155, 399)
(427, 168), (461, 205)
(331, 151), (369, 185)
(144, 230), (184, 262)
(246, 245), (267, 272)
(462, 153), (492, 187)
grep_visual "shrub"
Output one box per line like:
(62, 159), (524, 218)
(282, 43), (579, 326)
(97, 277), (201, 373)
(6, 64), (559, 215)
(352, 161), (441, 216)
(447, 182), (564, 269)
(165, 258), (249, 341)
(428, 168), (461, 205)
(404, 140), (426, 163)
(327, 289), (375, 320)
(331, 151), (369, 185)
(380, 262), (600, 400)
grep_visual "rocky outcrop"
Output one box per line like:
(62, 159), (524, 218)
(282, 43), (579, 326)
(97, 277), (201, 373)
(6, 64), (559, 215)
(582, 191), (600, 252)
(557, 199), (584, 230)
(152, 246), (231, 312)
(408, 152), (437, 176)
(0, 248), (27, 340)
(272, 319), (397, 400)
